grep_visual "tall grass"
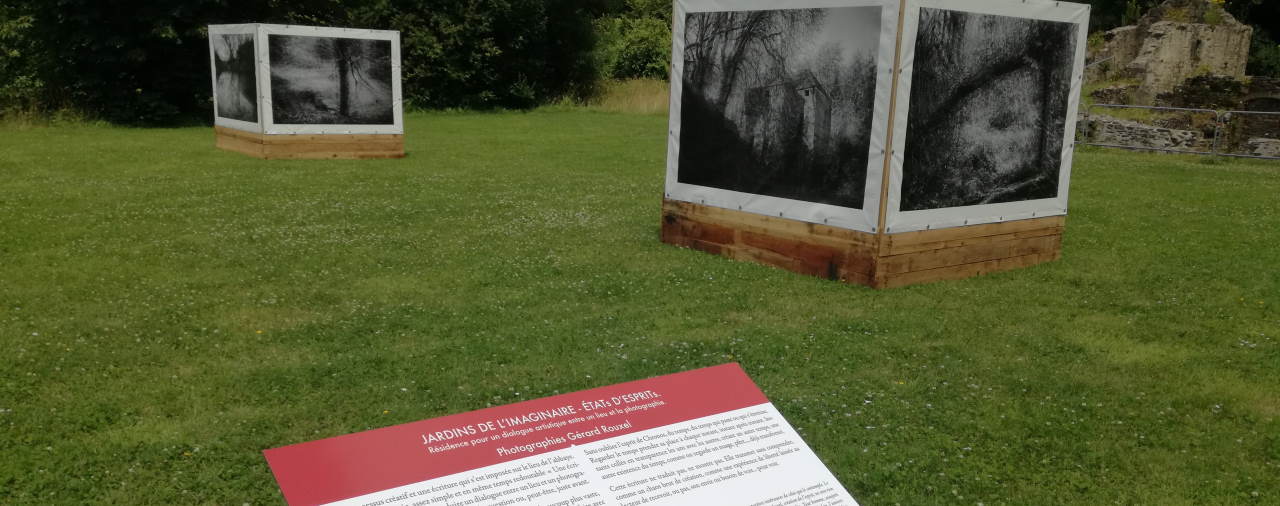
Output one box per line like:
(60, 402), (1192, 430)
(0, 107), (101, 130)
(585, 78), (670, 115)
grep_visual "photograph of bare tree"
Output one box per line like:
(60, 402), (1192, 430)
(212, 34), (257, 123)
(268, 35), (394, 125)
(900, 8), (1077, 211)
(677, 7), (881, 210)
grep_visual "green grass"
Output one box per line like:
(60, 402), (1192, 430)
(1, 111), (1278, 505)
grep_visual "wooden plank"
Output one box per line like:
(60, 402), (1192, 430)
(884, 216), (1066, 249)
(263, 141), (404, 154)
(659, 199), (1064, 289)
(662, 199), (877, 248)
(261, 133), (404, 145)
(661, 233), (726, 258)
(718, 242), (873, 287)
(883, 225), (1063, 256)
(879, 252), (1057, 289)
(261, 150), (406, 160)
(878, 234), (1061, 275)
(214, 126), (265, 142)
(661, 212), (737, 246)
(722, 243), (812, 276)
(215, 132), (264, 158)
(739, 230), (857, 281)
(838, 266), (874, 287)
(215, 126), (403, 144)
(660, 200), (877, 286)
(214, 126), (405, 159)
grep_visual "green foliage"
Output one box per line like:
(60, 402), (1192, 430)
(596, 16), (670, 80)
(1122, 0), (1152, 25)
(1247, 29), (1280, 78)
(1087, 31), (1107, 54)
(0, 5), (42, 115)
(1203, 6), (1224, 25)
(1162, 6), (1192, 23)
(594, 0), (671, 81)
(1226, 0), (1280, 75)
(342, 0), (606, 109)
(0, 0), (607, 123)
(3, 0), (1278, 122)
(0, 0), (286, 125)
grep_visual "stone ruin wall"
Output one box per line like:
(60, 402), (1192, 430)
(1088, 0), (1252, 103)
(1084, 115), (1204, 151)
(1129, 22), (1251, 102)
(1078, 0), (1280, 155)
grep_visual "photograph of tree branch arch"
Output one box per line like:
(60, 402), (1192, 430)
(269, 34), (394, 125)
(677, 7), (881, 209)
(901, 8), (1078, 211)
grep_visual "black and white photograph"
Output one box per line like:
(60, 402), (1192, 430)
(212, 33), (258, 123)
(677, 7), (882, 210)
(268, 34), (394, 125)
(900, 8), (1078, 211)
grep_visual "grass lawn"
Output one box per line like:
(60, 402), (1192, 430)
(1, 110), (1278, 505)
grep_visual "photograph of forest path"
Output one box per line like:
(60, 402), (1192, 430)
(269, 35), (394, 125)
(212, 34), (257, 123)
(677, 7), (881, 209)
(901, 8), (1078, 211)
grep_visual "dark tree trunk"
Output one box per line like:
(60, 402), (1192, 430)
(336, 39), (352, 118)
(715, 12), (769, 109)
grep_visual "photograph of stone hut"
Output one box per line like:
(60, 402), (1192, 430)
(740, 70), (832, 169)
(676, 6), (881, 209)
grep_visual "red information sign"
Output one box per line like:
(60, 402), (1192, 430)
(264, 364), (859, 506)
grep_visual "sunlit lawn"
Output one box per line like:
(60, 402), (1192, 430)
(1, 111), (1278, 504)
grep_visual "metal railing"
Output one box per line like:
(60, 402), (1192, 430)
(1077, 103), (1280, 160)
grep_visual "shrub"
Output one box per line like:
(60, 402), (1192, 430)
(345, 0), (604, 109)
(0, 6), (44, 116)
(593, 0), (671, 81)
(1248, 30), (1280, 78)
(598, 16), (670, 80)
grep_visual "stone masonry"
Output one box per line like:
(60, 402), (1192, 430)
(1084, 114), (1203, 151)
(1247, 138), (1280, 157)
(1089, 0), (1252, 104)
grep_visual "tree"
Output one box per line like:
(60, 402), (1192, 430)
(0, 0), (608, 123)
(0, 4), (41, 114)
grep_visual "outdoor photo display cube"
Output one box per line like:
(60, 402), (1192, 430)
(663, 0), (1088, 288)
(208, 24), (404, 159)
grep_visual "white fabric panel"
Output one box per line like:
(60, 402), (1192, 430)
(257, 24), (404, 135)
(209, 24), (263, 133)
(666, 0), (899, 233)
(885, 0), (1089, 233)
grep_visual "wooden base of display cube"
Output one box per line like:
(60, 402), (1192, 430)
(215, 126), (405, 160)
(660, 199), (1063, 289)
